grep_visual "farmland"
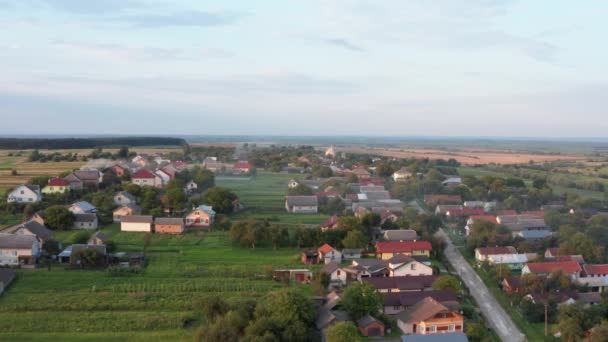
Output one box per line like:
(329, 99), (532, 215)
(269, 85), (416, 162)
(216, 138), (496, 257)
(0, 225), (306, 341)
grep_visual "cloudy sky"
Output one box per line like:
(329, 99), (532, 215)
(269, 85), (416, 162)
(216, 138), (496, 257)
(0, 0), (606, 137)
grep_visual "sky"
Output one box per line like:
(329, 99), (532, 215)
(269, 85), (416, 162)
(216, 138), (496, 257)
(0, 0), (607, 137)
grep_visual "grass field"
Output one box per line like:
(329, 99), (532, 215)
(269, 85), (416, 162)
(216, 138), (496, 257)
(0, 224), (308, 341)
(217, 172), (329, 225)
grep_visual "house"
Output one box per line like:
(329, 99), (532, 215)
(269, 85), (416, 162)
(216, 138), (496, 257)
(325, 146), (336, 158)
(375, 241), (432, 260)
(342, 248), (363, 260)
(441, 177), (462, 188)
(132, 155), (150, 167)
(73, 170), (101, 189)
(184, 180), (198, 194)
(435, 205), (463, 215)
(393, 167), (413, 182)
(301, 250), (320, 265)
(487, 254), (531, 270)
(352, 167), (371, 180)
(343, 259), (389, 281)
(155, 169), (172, 185)
(0, 268), (16, 295)
(316, 309), (350, 331)
(387, 255), (434, 277)
(113, 204), (142, 222)
(273, 269), (313, 284)
(474, 246), (516, 262)
(73, 213), (98, 230)
(496, 214), (548, 236)
(445, 208), (484, 221)
(58, 244), (107, 264)
(318, 244), (342, 264)
(358, 315), (385, 337)
(285, 196), (319, 214)
(114, 191), (136, 206)
(154, 217), (185, 234)
(396, 297), (464, 335)
(111, 165), (127, 177)
(0, 233), (39, 266)
(132, 169), (162, 188)
(185, 205), (216, 229)
(3, 219), (53, 249)
(384, 229), (418, 242)
(69, 201), (97, 214)
(63, 173), (84, 190)
(120, 215), (154, 232)
(522, 260), (582, 280)
(383, 290), (459, 315)
(42, 178), (70, 194)
(501, 276), (523, 294)
(363, 275), (438, 293)
(88, 231), (109, 246)
(517, 230), (552, 241)
(320, 215), (339, 231)
(321, 262), (347, 286)
(424, 195), (461, 206)
(401, 332), (469, 342)
(7, 184), (41, 203)
(233, 161), (252, 174)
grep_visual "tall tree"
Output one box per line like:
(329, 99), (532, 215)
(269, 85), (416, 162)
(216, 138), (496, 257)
(341, 282), (383, 320)
(204, 187), (238, 214)
(326, 322), (362, 342)
(44, 205), (75, 230)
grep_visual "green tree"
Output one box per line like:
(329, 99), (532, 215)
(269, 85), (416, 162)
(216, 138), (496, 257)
(557, 304), (584, 342)
(312, 165), (333, 178)
(242, 220), (268, 249)
(342, 230), (367, 249)
(495, 264), (512, 281)
(195, 314), (239, 342)
(375, 163), (395, 177)
(198, 297), (229, 323)
(341, 282), (383, 320)
(268, 225), (289, 250)
(559, 232), (603, 264)
(338, 216), (362, 231)
(287, 184), (313, 196)
(590, 321), (608, 342)
(204, 187), (238, 214)
(465, 323), (487, 342)
(432, 275), (461, 292)
(44, 205), (75, 230)
(165, 187), (187, 213)
(326, 321), (362, 342)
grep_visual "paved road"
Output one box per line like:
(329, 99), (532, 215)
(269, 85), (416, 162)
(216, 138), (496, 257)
(437, 229), (525, 342)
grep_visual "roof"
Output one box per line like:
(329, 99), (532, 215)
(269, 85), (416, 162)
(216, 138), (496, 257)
(133, 169), (157, 179)
(497, 210), (517, 215)
(0, 268), (16, 286)
(315, 309), (350, 330)
(424, 194), (461, 203)
(0, 233), (37, 249)
(317, 243), (335, 254)
(74, 170), (100, 181)
(233, 161), (250, 169)
(383, 229), (418, 241)
(469, 215), (498, 224)
(71, 201), (96, 212)
(362, 191), (391, 201)
(73, 213), (97, 223)
(363, 275), (438, 291)
(357, 315), (383, 328)
(321, 262), (340, 274)
(545, 247), (560, 256)
(584, 264), (608, 275)
(397, 297), (450, 324)
(115, 191), (136, 201)
(4, 220), (54, 240)
(522, 210), (545, 217)
(387, 254), (416, 265)
(320, 215), (339, 228)
(47, 178), (69, 187)
(89, 231), (109, 242)
(375, 241), (432, 254)
(114, 204), (142, 213)
(286, 196), (318, 206)
(402, 333), (469, 342)
(383, 290), (457, 308)
(525, 260), (582, 274)
(154, 217), (184, 225)
(447, 208), (484, 217)
(121, 215), (154, 224)
(518, 230), (552, 239)
(19, 184), (40, 193)
(476, 246), (516, 256)
(342, 248), (362, 255)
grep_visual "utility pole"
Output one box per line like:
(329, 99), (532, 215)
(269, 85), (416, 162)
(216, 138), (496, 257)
(544, 302), (548, 337)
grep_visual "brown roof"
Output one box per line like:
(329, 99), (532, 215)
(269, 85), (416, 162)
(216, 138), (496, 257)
(4, 220), (53, 240)
(321, 262), (340, 274)
(121, 215), (153, 224)
(397, 297), (449, 324)
(0, 233), (37, 249)
(363, 275), (438, 291)
(154, 217), (184, 225)
(476, 246), (517, 256)
(286, 196), (318, 206)
(74, 213), (97, 223)
(74, 170), (100, 181)
(383, 290), (458, 308)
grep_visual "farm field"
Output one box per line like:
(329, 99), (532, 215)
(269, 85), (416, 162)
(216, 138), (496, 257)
(0, 224), (307, 341)
(217, 172), (329, 225)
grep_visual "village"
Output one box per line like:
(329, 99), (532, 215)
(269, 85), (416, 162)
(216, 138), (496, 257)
(1, 143), (608, 342)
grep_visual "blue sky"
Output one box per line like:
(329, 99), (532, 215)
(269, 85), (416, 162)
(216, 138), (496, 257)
(0, 0), (606, 137)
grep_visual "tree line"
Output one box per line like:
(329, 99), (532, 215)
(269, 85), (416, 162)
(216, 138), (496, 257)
(0, 137), (187, 150)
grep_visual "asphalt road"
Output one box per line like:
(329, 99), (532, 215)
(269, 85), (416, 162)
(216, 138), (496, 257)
(437, 229), (525, 342)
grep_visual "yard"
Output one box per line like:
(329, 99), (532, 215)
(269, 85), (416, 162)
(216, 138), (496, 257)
(0, 225), (308, 341)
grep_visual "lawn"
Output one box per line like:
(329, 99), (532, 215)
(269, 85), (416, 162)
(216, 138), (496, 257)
(0, 225), (308, 341)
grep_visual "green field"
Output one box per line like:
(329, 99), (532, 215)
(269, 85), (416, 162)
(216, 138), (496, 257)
(217, 172), (329, 225)
(0, 225), (308, 341)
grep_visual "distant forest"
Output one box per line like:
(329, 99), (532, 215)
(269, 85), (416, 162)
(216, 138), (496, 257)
(0, 137), (187, 150)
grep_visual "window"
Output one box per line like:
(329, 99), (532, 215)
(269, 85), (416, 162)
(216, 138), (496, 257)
(411, 263), (416, 270)
(337, 270), (341, 276)
(448, 324), (455, 332)
(430, 325), (437, 333)
(20, 190), (24, 194)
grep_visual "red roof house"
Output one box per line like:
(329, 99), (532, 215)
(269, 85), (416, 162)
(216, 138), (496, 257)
(133, 169), (156, 179)
(233, 161), (251, 173)
(469, 215), (498, 224)
(375, 241), (432, 259)
(522, 210), (545, 217)
(446, 208), (484, 219)
(522, 260), (582, 277)
(48, 178), (69, 187)
(320, 215), (339, 231)
(584, 264), (608, 277)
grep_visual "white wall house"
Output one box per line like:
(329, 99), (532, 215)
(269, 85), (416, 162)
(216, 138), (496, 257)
(120, 216), (154, 232)
(0, 233), (39, 266)
(7, 184), (41, 203)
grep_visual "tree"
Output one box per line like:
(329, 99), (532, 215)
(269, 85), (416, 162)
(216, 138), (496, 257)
(559, 232), (603, 264)
(432, 275), (461, 293)
(165, 187), (187, 213)
(326, 322), (362, 342)
(590, 321), (608, 342)
(312, 165), (333, 178)
(360, 213), (381, 228)
(204, 187), (238, 214)
(268, 225), (289, 250)
(242, 220), (268, 249)
(558, 304), (584, 342)
(338, 216), (362, 231)
(199, 297), (229, 323)
(192, 167), (215, 191)
(341, 282), (383, 320)
(465, 323), (487, 342)
(117, 146), (129, 158)
(495, 264), (512, 281)
(342, 230), (367, 249)
(287, 184), (313, 196)
(195, 314), (239, 342)
(44, 205), (75, 230)
(375, 163), (395, 177)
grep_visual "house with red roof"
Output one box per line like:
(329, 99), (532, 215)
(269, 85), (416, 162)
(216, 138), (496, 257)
(320, 215), (339, 231)
(583, 264), (608, 278)
(111, 165), (127, 177)
(522, 260), (582, 280)
(318, 244), (342, 264)
(445, 208), (484, 220)
(233, 161), (252, 174)
(42, 178), (70, 194)
(522, 210), (545, 218)
(375, 241), (432, 260)
(132, 169), (162, 188)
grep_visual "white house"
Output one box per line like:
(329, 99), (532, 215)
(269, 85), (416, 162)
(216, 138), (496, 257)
(72, 214), (99, 230)
(387, 255), (433, 277)
(285, 196), (319, 214)
(0, 233), (39, 266)
(69, 201), (97, 214)
(392, 168), (412, 182)
(318, 244), (342, 264)
(7, 184), (41, 203)
(321, 262), (347, 286)
(120, 215), (154, 232)
(113, 191), (136, 206)
(155, 169), (171, 185)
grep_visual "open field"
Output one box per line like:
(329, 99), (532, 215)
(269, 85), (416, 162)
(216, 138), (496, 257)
(0, 224), (307, 341)
(339, 146), (586, 165)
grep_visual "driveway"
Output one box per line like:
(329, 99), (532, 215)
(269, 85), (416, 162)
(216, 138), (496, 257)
(437, 229), (525, 342)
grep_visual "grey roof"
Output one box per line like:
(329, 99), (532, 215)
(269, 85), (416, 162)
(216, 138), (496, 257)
(71, 201), (96, 212)
(321, 262), (340, 274)
(4, 220), (54, 240)
(364, 275), (438, 291)
(286, 196), (318, 206)
(74, 213), (97, 223)
(315, 309), (350, 330)
(383, 290), (458, 308)
(0, 233), (36, 249)
(357, 314), (383, 328)
(402, 333), (469, 342)
(74, 170), (100, 181)
(518, 230), (552, 239)
(361, 191), (391, 201)
(383, 229), (418, 241)
(23, 184), (41, 193)
(121, 215), (153, 224)
(115, 191), (136, 201)
(154, 217), (184, 225)
(63, 173), (82, 183)
(89, 231), (109, 242)
(0, 268), (16, 286)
